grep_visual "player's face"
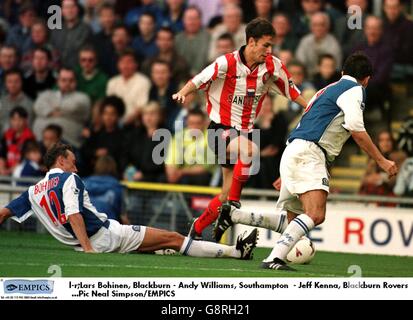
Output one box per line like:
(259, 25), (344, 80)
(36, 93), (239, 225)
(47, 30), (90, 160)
(60, 151), (78, 173)
(251, 35), (273, 64)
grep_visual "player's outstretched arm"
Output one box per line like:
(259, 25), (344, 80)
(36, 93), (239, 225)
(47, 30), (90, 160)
(294, 95), (308, 109)
(172, 81), (197, 104)
(351, 131), (398, 178)
(0, 208), (12, 225)
(68, 213), (96, 253)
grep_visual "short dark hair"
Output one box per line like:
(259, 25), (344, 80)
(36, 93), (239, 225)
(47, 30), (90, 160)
(44, 143), (73, 169)
(245, 18), (275, 42)
(33, 46), (52, 61)
(342, 52), (373, 80)
(217, 32), (235, 44)
(318, 53), (335, 65)
(157, 26), (175, 37)
(100, 95), (126, 118)
(22, 139), (41, 157)
(140, 11), (156, 22)
(187, 108), (206, 119)
(43, 124), (63, 139)
(118, 48), (137, 62)
(4, 68), (23, 80)
(9, 106), (28, 119)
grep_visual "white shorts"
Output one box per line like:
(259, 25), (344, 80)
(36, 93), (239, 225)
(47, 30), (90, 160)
(277, 139), (330, 215)
(89, 219), (147, 253)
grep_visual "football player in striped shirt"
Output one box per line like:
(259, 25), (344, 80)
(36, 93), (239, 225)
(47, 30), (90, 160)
(173, 18), (307, 241)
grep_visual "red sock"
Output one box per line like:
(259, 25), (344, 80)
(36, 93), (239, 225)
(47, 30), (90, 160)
(194, 195), (222, 233)
(228, 160), (251, 202)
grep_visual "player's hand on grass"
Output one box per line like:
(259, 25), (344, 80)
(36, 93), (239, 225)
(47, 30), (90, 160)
(172, 93), (185, 103)
(84, 248), (97, 253)
(378, 159), (398, 178)
(273, 177), (282, 191)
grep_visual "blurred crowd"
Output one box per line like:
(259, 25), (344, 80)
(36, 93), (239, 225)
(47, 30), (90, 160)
(0, 0), (413, 204)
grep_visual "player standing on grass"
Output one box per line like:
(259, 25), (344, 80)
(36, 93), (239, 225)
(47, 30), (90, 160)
(172, 18), (307, 240)
(214, 52), (399, 270)
(0, 143), (258, 259)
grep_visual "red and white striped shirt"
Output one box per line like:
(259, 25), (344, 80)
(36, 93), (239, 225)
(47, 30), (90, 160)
(191, 47), (300, 131)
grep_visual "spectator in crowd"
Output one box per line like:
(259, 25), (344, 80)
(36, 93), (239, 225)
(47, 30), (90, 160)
(39, 124), (63, 159)
(360, 130), (406, 200)
(382, 0), (413, 76)
(141, 26), (190, 84)
(175, 6), (210, 76)
(121, 101), (165, 183)
(23, 47), (56, 100)
(149, 59), (180, 133)
(5, 3), (36, 53)
(131, 11), (158, 61)
(272, 60), (316, 131)
(165, 109), (215, 186)
(249, 95), (288, 189)
(124, 0), (163, 29)
(393, 156), (413, 206)
(173, 89), (202, 133)
(254, 0), (274, 22)
(312, 53), (341, 90)
(0, 69), (33, 131)
(106, 49), (151, 125)
(101, 25), (132, 77)
(84, 155), (125, 222)
(271, 13), (299, 55)
(397, 115), (413, 157)
(81, 96), (125, 177)
(50, 0), (92, 68)
(208, 4), (245, 62)
(277, 49), (294, 66)
(0, 45), (19, 93)
(93, 3), (118, 75)
(82, 0), (105, 33)
(33, 67), (91, 148)
(292, 0), (326, 38)
(161, 0), (186, 34)
(295, 12), (342, 78)
(12, 139), (43, 184)
(334, 0), (368, 59)
(214, 33), (236, 58)
(0, 107), (35, 175)
(187, 0), (221, 27)
(75, 45), (108, 104)
(20, 19), (60, 73)
(352, 16), (394, 124)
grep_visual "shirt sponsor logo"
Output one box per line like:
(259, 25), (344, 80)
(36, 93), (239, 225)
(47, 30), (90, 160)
(227, 94), (261, 106)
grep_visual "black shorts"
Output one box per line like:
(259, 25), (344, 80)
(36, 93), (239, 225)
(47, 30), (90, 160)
(207, 121), (255, 168)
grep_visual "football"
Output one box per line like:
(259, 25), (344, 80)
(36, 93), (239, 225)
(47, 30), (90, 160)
(286, 237), (316, 264)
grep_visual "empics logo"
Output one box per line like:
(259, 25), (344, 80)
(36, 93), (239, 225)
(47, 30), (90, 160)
(4, 280), (54, 295)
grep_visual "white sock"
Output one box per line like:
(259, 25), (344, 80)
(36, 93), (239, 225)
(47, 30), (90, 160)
(263, 214), (315, 262)
(231, 209), (288, 233)
(179, 237), (240, 258)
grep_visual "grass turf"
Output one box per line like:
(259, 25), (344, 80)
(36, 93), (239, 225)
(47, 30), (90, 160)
(1, 231), (412, 277)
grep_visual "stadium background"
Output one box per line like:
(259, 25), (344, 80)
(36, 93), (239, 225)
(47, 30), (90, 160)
(0, 0), (412, 275)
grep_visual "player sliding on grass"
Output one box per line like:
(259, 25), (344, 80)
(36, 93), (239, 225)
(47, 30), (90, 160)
(172, 18), (307, 241)
(214, 52), (398, 270)
(0, 143), (258, 259)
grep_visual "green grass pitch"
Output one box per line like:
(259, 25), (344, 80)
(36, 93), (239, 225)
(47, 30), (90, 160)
(1, 231), (412, 277)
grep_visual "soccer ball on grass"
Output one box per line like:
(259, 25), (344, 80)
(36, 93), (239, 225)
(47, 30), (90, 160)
(286, 236), (316, 264)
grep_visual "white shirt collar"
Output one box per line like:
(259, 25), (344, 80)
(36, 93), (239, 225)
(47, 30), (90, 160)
(47, 168), (65, 175)
(341, 75), (358, 83)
